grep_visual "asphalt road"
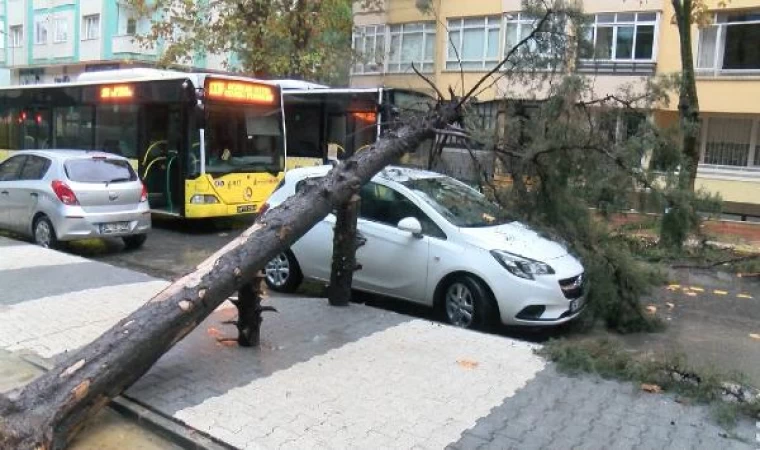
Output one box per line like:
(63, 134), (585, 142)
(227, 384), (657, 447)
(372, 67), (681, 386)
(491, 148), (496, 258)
(65, 216), (256, 280)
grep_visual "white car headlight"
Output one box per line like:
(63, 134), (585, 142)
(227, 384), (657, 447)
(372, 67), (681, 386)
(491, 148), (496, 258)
(490, 250), (555, 280)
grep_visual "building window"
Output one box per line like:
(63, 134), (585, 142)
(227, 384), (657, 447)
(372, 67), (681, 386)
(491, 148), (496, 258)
(702, 117), (759, 167)
(127, 18), (137, 35)
(446, 17), (500, 71)
(352, 25), (385, 74)
(697, 11), (760, 74)
(580, 12), (657, 61)
(117, 5), (138, 35)
(504, 12), (565, 68)
(387, 22), (436, 73)
(10, 26), (23, 48)
(83, 14), (100, 40)
(35, 19), (49, 45)
(54, 18), (68, 43)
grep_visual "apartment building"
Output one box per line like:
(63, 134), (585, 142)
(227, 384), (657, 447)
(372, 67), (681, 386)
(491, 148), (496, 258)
(352, 0), (760, 218)
(0, 0), (227, 86)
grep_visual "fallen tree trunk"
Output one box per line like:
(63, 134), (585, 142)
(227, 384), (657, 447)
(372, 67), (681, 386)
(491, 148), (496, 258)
(0, 105), (458, 450)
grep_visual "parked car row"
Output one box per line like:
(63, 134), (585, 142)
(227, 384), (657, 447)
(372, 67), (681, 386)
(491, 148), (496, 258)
(0, 150), (585, 330)
(0, 150), (151, 249)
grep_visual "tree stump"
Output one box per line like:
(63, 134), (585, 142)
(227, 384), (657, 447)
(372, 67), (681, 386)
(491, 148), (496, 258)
(328, 193), (363, 306)
(233, 273), (277, 347)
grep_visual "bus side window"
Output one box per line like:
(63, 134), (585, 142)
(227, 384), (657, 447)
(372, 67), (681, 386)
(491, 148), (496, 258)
(54, 106), (95, 150)
(95, 104), (139, 158)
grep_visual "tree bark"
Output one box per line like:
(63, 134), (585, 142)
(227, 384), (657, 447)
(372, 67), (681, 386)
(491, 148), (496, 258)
(672, 0), (701, 191)
(0, 105), (458, 450)
(233, 275), (275, 348)
(327, 194), (363, 306)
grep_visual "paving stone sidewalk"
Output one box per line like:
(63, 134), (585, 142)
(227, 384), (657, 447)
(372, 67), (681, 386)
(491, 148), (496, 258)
(1, 236), (757, 449)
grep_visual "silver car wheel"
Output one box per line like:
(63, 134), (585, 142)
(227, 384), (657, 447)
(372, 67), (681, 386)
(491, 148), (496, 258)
(265, 253), (291, 288)
(445, 282), (475, 328)
(34, 219), (53, 248)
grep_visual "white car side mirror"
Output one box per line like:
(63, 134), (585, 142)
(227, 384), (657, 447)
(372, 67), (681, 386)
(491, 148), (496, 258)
(397, 217), (423, 238)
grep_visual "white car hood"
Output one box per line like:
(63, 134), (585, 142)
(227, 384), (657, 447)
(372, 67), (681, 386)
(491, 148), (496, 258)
(459, 222), (569, 261)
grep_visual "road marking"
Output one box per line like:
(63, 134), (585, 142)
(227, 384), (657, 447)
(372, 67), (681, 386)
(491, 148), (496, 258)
(0, 243), (89, 271)
(667, 284), (681, 291)
(689, 287), (705, 292)
(738, 294), (754, 299)
(685, 292), (698, 297)
(713, 290), (728, 295)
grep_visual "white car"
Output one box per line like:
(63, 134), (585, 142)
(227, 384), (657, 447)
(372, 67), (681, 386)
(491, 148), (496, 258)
(263, 165), (586, 329)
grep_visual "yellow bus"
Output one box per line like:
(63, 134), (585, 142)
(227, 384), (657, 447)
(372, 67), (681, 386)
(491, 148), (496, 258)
(279, 84), (434, 169)
(0, 69), (286, 218)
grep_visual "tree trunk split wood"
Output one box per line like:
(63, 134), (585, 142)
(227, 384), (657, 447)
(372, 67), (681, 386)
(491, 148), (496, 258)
(0, 105), (459, 450)
(233, 275), (276, 348)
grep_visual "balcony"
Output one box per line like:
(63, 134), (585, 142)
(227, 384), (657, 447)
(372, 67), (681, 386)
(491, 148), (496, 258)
(112, 35), (156, 59)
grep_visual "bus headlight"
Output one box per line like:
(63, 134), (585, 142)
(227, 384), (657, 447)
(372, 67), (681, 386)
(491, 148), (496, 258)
(190, 194), (220, 204)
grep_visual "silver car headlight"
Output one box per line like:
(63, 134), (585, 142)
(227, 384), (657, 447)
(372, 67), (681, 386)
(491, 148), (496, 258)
(490, 250), (555, 280)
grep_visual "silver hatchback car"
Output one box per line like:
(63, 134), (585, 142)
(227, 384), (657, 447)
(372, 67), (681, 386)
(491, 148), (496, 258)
(0, 150), (151, 249)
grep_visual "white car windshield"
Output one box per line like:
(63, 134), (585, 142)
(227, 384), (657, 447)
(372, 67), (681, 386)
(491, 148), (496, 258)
(401, 176), (512, 227)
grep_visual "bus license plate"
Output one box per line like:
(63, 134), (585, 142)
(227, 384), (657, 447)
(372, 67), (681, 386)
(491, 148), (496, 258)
(100, 222), (130, 234)
(570, 297), (586, 313)
(237, 205), (256, 213)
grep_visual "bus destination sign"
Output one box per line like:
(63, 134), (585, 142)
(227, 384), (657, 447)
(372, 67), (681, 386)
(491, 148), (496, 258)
(100, 85), (134, 100)
(205, 79), (276, 104)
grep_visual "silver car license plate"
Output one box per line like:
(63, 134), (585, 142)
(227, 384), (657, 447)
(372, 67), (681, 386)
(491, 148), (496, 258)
(100, 222), (130, 235)
(570, 297), (586, 313)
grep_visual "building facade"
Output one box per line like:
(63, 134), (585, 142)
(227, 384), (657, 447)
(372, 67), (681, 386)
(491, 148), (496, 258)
(0, 0), (227, 86)
(351, 0), (760, 218)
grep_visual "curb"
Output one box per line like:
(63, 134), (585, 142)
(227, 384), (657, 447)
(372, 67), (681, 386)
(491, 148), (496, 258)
(112, 395), (234, 450)
(20, 354), (233, 450)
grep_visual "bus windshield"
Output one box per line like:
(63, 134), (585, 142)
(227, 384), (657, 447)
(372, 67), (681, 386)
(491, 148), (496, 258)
(204, 104), (284, 174)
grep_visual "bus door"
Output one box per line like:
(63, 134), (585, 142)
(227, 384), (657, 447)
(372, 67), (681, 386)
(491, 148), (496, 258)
(140, 104), (183, 214)
(283, 94), (326, 169)
(324, 93), (379, 159)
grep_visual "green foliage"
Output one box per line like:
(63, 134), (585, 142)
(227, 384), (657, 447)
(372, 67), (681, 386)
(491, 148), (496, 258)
(659, 187), (721, 249)
(126, 0), (364, 84)
(475, 70), (680, 332)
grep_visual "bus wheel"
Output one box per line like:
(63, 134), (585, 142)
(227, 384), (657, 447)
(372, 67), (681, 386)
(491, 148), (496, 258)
(265, 250), (302, 293)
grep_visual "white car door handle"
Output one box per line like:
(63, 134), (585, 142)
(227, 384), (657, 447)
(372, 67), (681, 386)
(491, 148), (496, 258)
(30, 192), (38, 197)
(0, 191), (8, 195)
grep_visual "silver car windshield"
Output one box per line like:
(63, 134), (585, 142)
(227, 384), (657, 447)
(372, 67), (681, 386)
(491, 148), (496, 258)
(401, 177), (512, 227)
